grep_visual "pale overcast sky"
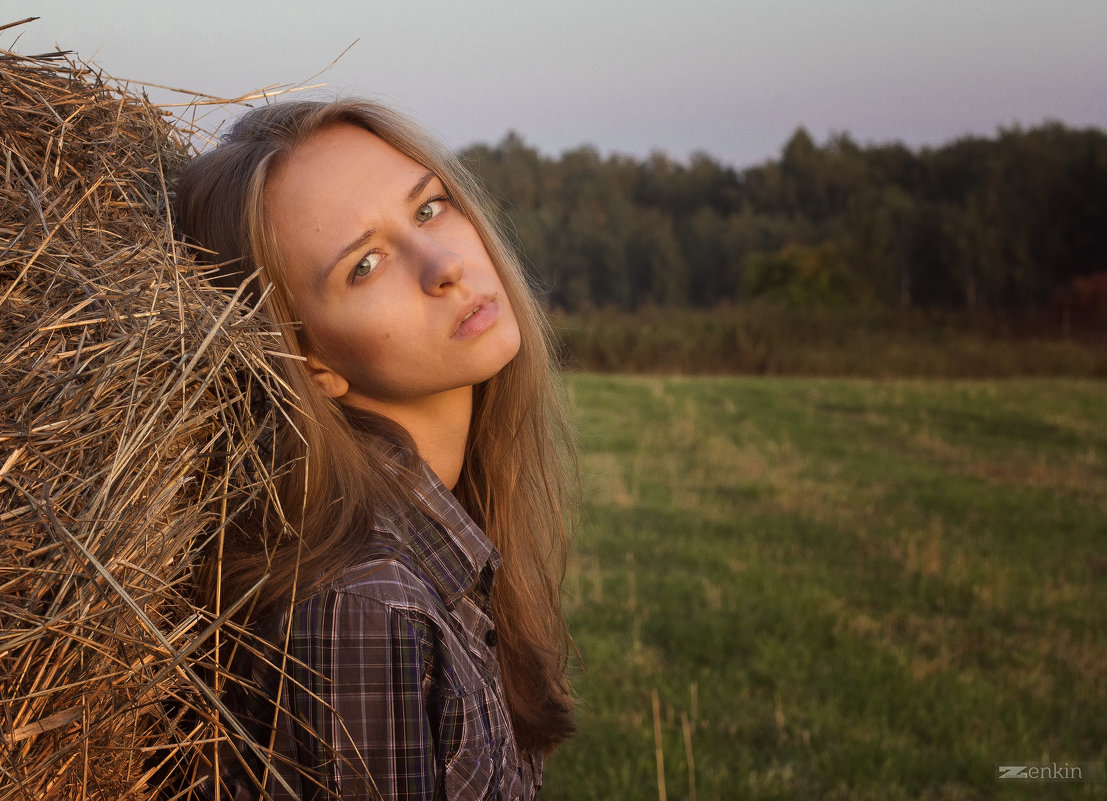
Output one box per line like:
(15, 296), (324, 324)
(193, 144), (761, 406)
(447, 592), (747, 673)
(6, 1), (1106, 168)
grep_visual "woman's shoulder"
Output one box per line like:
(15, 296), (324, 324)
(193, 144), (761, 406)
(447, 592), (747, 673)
(319, 516), (479, 610)
(275, 495), (494, 632)
(326, 533), (446, 611)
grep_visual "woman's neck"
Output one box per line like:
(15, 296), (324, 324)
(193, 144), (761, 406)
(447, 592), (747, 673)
(351, 386), (473, 489)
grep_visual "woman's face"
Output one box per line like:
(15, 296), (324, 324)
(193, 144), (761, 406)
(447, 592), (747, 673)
(264, 123), (521, 419)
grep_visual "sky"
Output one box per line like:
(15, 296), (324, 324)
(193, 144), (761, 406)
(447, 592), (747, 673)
(6, 1), (1106, 169)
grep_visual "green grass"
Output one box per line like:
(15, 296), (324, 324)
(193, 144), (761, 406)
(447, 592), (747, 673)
(544, 375), (1106, 800)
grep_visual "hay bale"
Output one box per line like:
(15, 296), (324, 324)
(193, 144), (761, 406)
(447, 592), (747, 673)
(1, 37), (288, 799)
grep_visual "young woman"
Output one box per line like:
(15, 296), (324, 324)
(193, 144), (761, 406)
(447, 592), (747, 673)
(174, 100), (575, 800)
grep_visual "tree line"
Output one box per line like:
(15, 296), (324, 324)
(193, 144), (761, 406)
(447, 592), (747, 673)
(459, 123), (1107, 318)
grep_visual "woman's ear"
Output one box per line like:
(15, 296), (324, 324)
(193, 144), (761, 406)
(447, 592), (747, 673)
(304, 353), (350, 399)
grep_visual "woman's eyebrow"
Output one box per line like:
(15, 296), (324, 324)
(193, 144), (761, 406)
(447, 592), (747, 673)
(406, 171), (436, 202)
(322, 227), (376, 285)
(320, 172), (439, 284)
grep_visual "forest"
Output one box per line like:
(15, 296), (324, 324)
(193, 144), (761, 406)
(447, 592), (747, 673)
(459, 123), (1107, 325)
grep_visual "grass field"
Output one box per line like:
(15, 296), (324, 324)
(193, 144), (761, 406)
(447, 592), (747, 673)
(543, 375), (1106, 800)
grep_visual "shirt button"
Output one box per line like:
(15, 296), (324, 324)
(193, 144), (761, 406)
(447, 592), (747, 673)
(485, 628), (498, 647)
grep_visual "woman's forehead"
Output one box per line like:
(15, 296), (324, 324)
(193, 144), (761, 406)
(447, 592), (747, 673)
(268, 125), (426, 213)
(286, 123), (419, 176)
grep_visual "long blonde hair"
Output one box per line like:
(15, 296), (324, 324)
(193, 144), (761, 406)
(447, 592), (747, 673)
(173, 99), (575, 753)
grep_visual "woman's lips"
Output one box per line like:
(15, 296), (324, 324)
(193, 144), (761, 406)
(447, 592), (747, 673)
(453, 297), (499, 338)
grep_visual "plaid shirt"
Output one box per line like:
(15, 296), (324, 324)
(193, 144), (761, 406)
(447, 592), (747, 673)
(207, 465), (541, 800)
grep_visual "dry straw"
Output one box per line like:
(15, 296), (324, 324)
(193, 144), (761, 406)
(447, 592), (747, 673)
(1, 25), (297, 799)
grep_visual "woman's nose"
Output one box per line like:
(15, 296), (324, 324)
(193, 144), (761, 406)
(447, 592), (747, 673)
(417, 236), (464, 294)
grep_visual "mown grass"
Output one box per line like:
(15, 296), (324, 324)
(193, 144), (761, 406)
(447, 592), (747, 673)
(544, 375), (1106, 800)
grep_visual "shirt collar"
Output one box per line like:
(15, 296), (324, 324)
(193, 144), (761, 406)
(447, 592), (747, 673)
(391, 460), (501, 609)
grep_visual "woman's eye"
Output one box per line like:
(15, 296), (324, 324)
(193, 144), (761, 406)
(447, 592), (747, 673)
(353, 252), (381, 279)
(415, 197), (447, 223)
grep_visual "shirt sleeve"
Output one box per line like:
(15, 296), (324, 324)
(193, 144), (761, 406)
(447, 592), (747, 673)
(283, 587), (439, 800)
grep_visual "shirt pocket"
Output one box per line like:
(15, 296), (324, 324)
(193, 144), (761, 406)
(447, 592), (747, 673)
(444, 745), (499, 800)
(440, 675), (519, 800)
